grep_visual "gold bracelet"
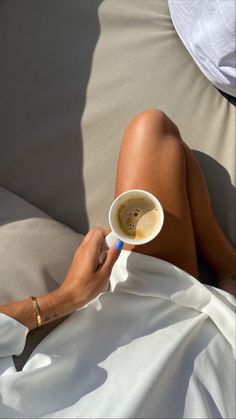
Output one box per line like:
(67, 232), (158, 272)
(30, 296), (42, 327)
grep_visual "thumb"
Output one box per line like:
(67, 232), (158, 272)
(100, 240), (123, 276)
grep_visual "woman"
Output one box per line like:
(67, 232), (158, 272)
(0, 110), (235, 418)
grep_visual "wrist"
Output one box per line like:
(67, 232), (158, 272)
(54, 286), (80, 314)
(57, 281), (88, 312)
(36, 287), (76, 325)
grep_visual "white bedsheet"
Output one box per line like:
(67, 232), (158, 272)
(0, 251), (235, 418)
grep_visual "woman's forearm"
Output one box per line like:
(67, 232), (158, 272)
(0, 298), (37, 331)
(0, 288), (74, 331)
(0, 229), (121, 332)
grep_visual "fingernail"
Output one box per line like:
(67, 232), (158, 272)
(115, 240), (123, 251)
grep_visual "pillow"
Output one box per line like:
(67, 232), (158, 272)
(0, 187), (83, 369)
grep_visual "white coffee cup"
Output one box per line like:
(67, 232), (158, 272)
(99, 189), (164, 263)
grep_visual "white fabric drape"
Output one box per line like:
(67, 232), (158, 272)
(168, 0), (236, 97)
(0, 251), (235, 418)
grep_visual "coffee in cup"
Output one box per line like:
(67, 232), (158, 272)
(116, 196), (161, 241)
(99, 190), (164, 261)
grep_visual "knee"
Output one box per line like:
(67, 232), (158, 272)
(126, 108), (181, 141)
(128, 109), (167, 137)
(138, 108), (167, 125)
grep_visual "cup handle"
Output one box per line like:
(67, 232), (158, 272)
(99, 232), (118, 264)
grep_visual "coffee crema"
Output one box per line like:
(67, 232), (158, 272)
(116, 197), (161, 240)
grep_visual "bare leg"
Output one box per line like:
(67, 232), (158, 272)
(115, 109), (236, 292)
(116, 109), (199, 278)
(165, 115), (236, 294)
(183, 145), (235, 272)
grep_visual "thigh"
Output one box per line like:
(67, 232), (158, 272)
(115, 109), (199, 278)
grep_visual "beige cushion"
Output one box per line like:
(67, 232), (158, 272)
(0, 187), (83, 369)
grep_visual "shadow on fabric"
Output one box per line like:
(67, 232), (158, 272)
(0, 0), (103, 234)
(193, 150), (236, 286)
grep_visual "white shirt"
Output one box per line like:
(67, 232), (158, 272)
(168, 0), (236, 97)
(0, 251), (235, 418)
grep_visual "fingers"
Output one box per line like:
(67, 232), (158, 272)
(79, 229), (105, 257)
(97, 227), (111, 237)
(75, 228), (113, 273)
(81, 227), (110, 246)
(100, 240), (124, 277)
(74, 228), (123, 277)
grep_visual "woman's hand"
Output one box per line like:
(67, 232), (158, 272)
(0, 228), (123, 331)
(57, 228), (123, 311)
